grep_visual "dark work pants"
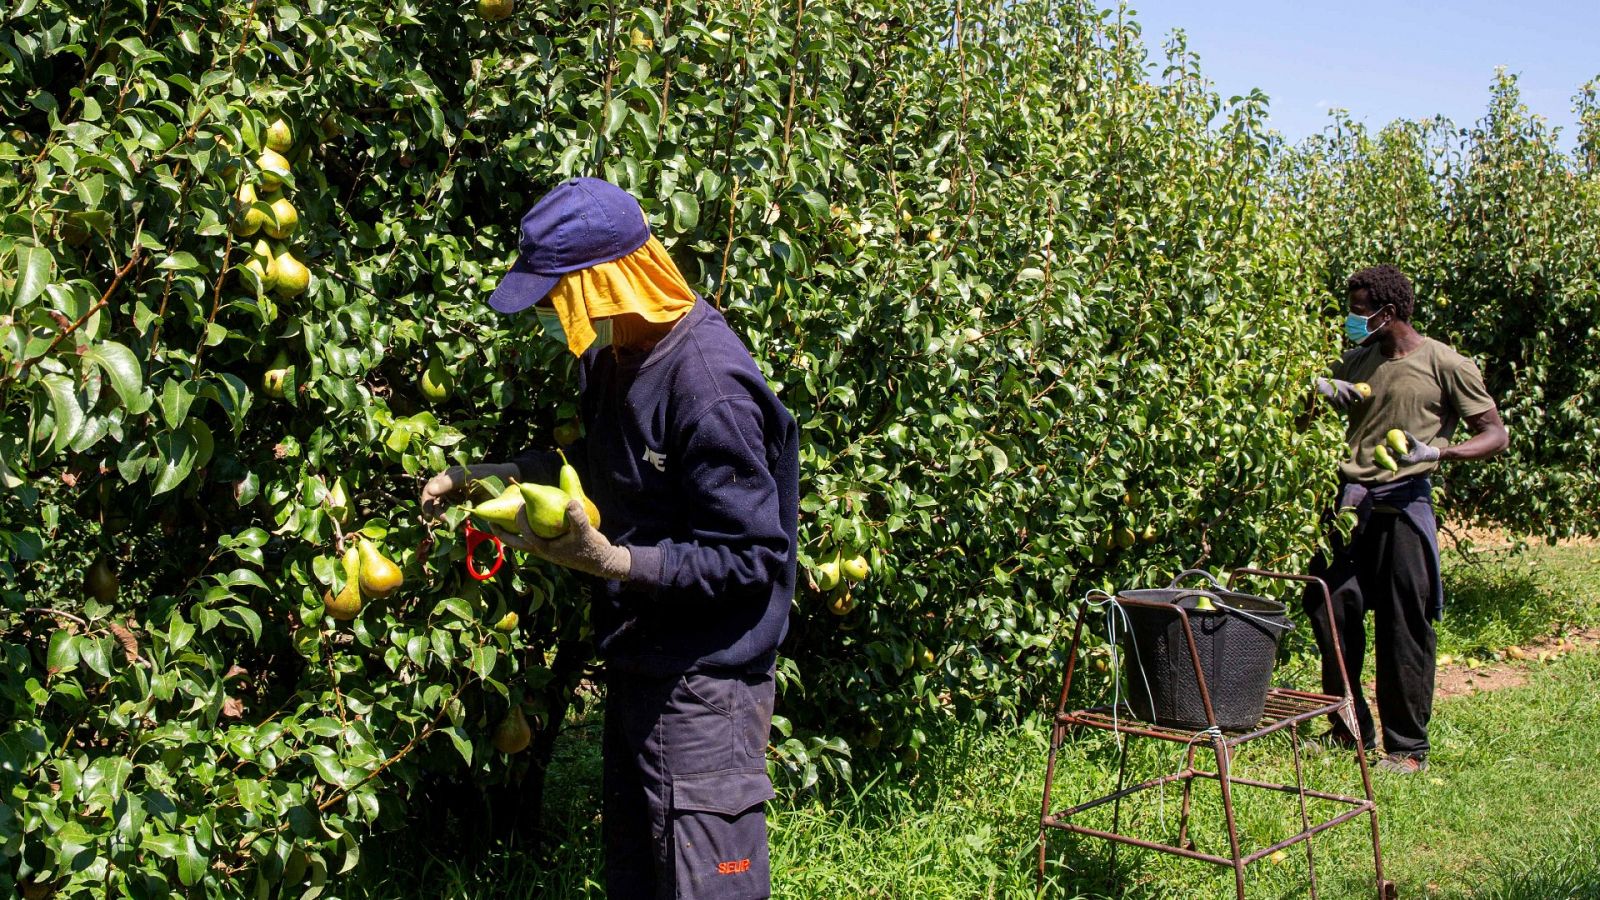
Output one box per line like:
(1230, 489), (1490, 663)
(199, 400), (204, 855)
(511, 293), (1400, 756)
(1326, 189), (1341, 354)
(1304, 512), (1437, 757)
(603, 668), (776, 899)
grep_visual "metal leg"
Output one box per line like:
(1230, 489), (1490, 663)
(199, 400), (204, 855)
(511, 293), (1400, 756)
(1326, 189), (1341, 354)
(1176, 741), (1199, 851)
(1107, 735), (1130, 886)
(1038, 721), (1063, 891)
(1290, 723), (1320, 899)
(1212, 735), (1247, 900)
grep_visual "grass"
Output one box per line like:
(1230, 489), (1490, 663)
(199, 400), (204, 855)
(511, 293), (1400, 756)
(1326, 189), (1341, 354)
(355, 542), (1600, 899)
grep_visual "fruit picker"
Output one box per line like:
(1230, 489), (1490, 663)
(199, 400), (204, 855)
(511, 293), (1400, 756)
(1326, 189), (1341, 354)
(420, 177), (797, 899)
(1304, 265), (1508, 776)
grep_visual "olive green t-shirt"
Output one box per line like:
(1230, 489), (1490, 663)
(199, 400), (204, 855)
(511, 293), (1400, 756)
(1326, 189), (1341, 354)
(1332, 337), (1496, 485)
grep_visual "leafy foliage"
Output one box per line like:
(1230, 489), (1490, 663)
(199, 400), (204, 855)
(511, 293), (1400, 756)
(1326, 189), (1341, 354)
(0, 1), (1594, 895)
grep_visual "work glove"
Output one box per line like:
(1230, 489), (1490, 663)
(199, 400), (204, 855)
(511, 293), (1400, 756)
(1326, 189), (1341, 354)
(1314, 377), (1365, 410)
(1397, 431), (1441, 466)
(494, 500), (632, 581)
(420, 467), (467, 519)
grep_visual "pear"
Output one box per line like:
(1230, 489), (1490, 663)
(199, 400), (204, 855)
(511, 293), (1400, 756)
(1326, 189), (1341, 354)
(357, 538), (403, 599)
(273, 250), (310, 298)
(265, 117), (294, 153)
(814, 554), (841, 592)
(517, 482), (574, 539)
(477, 0), (514, 21)
(231, 183), (268, 237)
(492, 705), (532, 754)
(493, 611), (520, 633)
(1353, 382), (1372, 397)
(326, 478), (351, 523)
(264, 195), (299, 239)
(466, 483), (526, 530)
(243, 238), (279, 290)
(553, 420), (582, 447)
(257, 148), (291, 190)
(557, 450), (600, 528)
(420, 357), (453, 402)
(841, 554), (870, 583)
(1386, 428), (1409, 455)
(1374, 444), (1399, 472)
(324, 544), (363, 620)
(1192, 594), (1217, 612)
(827, 588), (856, 616)
(83, 556), (118, 603)
(262, 350), (290, 399)
(1115, 526), (1136, 550)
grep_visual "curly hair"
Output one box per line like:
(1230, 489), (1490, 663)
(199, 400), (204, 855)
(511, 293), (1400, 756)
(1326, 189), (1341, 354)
(1346, 265), (1415, 321)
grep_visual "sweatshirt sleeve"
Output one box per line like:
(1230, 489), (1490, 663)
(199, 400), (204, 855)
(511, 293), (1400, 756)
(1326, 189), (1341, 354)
(625, 397), (789, 600)
(510, 447), (561, 486)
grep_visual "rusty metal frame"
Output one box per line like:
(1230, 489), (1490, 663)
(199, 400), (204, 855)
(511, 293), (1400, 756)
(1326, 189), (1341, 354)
(1036, 568), (1395, 899)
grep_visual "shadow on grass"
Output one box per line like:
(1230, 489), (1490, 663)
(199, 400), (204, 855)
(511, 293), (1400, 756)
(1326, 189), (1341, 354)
(1437, 554), (1581, 654)
(1461, 822), (1600, 899)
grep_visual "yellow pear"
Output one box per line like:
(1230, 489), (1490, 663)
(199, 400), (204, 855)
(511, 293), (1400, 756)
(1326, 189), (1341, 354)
(827, 588), (856, 616)
(265, 117), (294, 153)
(357, 538), (403, 599)
(257, 148), (291, 190)
(324, 544), (363, 620)
(273, 250), (310, 298)
(557, 450), (600, 528)
(231, 183), (268, 237)
(262, 350), (290, 399)
(264, 195), (298, 239)
(467, 483), (526, 530)
(477, 0), (514, 21)
(1386, 428), (1409, 454)
(493, 611), (520, 633)
(492, 705), (532, 753)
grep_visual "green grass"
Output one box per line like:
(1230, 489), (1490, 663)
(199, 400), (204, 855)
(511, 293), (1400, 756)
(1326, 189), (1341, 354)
(356, 543), (1600, 899)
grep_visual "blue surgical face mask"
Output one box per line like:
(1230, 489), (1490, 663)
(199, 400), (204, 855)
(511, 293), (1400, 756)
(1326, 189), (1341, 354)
(1344, 307), (1389, 343)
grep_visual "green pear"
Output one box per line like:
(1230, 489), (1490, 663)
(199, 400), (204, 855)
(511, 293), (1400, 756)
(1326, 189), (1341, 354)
(492, 705), (532, 753)
(265, 117), (294, 153)
(357, 538), (403, 599)
(327, 478), (351, 523)
(477, 0), (514, 20)
(558, 450), (599, 528)
(841, 554), (870, 583)
(814, 554), (841, 591)
(262, 350), (290, 399)
(466, 484), (526, 529)
(264, 195), (298, 239)
(517, 482), (573, 539)
(231, 183), (268, 236)
(1385, 428), (1409, 454)
(1374, 444), (1399, 472)
(257, 148), (291, 190)
(273, 250), (310, 298)
(83, 557), (118, 603)
(243, 238), (279, 289)
(324, 544), (363, 620)
(420, 357), (453, 402)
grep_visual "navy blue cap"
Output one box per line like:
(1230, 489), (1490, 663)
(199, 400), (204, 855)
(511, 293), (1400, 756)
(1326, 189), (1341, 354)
(488, 177), (653, 314)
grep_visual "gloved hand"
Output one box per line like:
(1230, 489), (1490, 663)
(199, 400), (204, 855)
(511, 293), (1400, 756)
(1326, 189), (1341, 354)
(494, 500), (632, 580)
(1314, 377), (1366, 410)
(1397, 431), (1441, 465)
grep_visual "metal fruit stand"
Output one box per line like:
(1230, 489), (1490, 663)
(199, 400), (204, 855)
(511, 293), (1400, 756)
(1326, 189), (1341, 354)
(1036, 568), (1397, 899)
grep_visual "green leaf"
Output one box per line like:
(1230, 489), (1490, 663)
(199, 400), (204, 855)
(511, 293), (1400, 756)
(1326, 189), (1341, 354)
(82, 341), (146, 412)
(12, 245), (52, 307)
(177, 834), (207, 886)
(150, 429), (198, 496)
(41, 373), (85, 453)
(46, 630), (79, 674)
(160, 377), (199, 429)
(670, 191), (700, 231)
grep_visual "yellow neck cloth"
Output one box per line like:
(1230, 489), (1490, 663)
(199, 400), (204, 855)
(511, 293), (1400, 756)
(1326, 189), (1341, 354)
(545, 236), (697, 356)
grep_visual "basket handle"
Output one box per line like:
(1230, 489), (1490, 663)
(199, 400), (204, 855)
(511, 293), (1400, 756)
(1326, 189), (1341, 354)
(1167, 569), (1225, 590)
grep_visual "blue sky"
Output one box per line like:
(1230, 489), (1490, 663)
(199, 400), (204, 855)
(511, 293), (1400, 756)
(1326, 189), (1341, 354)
(1116, 1), (1599, 148)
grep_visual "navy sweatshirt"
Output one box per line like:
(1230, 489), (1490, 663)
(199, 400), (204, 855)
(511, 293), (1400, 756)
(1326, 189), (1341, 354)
(514, 300), (798, 676)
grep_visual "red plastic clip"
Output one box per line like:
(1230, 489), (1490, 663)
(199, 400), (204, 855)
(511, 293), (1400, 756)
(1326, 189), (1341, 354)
(464, 523), (504, 581)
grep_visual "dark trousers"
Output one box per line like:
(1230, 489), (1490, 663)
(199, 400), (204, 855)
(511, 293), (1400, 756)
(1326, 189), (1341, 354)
(603, 668), (776, 899)
(1304, 512), (1437, 756)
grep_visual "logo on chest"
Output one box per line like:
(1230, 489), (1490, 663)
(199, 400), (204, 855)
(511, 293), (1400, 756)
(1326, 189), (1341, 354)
(642, 447), (667, 473)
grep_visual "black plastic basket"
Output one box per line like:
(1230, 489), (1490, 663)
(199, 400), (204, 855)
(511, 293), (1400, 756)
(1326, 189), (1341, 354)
(1115, 570), (1294, 731)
